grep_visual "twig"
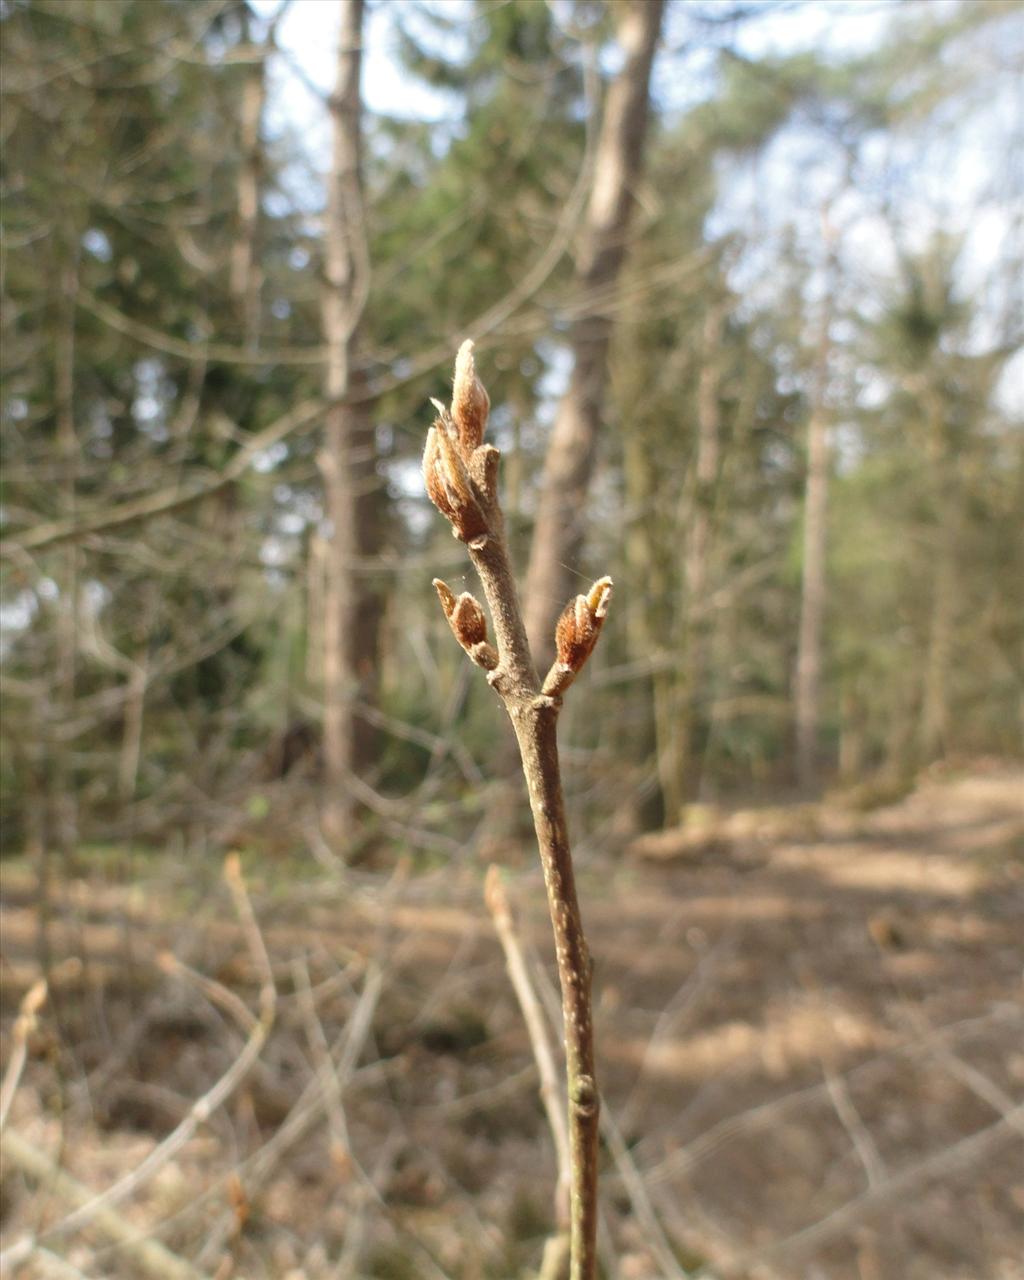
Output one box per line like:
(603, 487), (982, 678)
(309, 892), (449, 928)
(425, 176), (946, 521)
(600, 1105), (694, 1280)
(25, 855), (275, 1251)
(156, 953), (256, 1034)
(195, 857), (407, 1273)
(929, 1045), (1024, 1140)
(425, 343), (609, 1279)
(529, 934), (698, 1280)
(19, 1246), (91, 1279)
(0, 978), (47, 1133)
(797, 966), (887, 1190)
(485, 866), (571, 1260)
(293, 956), (352, 1160)
(870, 938), (1024, 1142)
(0, 399), (323, 556)
(0, 1128), (204, 1280)
(696, 1105), (1024, 1276)
(822, 1061), (886, 1189)
(537, 1233), (572, 1280)
(644, 1008), (1022, 1188)
(617, 927), (731, 1135)
(192, 968), (382, 1270)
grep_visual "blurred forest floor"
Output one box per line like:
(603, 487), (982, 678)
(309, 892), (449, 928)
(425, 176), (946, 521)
(2, 761), (1022, 1280)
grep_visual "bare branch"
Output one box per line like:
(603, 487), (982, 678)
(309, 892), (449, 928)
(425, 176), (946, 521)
(425, 342), (608, 1280)
(0, 1128), (203, 1280)
(0, 978), (47, 1133)
(26, 856), (276, 1251)
(485, 866), (571, 1245)
(0, 399), (323, 557)
(704, 1106), (1024, 1275)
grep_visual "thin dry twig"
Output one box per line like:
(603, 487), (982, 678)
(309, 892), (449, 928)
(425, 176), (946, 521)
(617, 926), (732, 1135)
(425, 342), (609, 1279)
(529, 933), (697, 1280)
(644, 1008), (1022, 1189)
(821, 1061), (887, 1189)
(0, 977), (47, 1133)
(0, 398), (323, 557)
(196, 860), (409, 1273)
(600, 1105), (694, 1280)
(17, 1245), (92, 1280)
(0, 1128), (203, 1280)
(156, 953), (256, 1033)
(485, 866), (572, 1255)
(697, 1104), (1024, 1277)
(17, 854), (275, 1255)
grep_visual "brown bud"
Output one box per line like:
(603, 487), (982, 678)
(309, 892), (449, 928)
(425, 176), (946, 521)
(423, 428), (455, 522)
(451, 339), (489, 458)
(586, 575), (613, 619)
(433, 579), (499, 670)
(468, 443), (501, 502)
(432, 578), (456, 617)
(553, 575), (613, 675)
(450, 592), (488, 648)
(423, 423), (488, 541)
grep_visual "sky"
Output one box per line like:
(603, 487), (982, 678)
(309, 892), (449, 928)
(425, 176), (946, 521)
(244, 0), (1024, 412)
(253, 0), (901, 155)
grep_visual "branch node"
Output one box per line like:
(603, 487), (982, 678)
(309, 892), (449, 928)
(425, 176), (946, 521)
(571, 1073), (599, 1118)
(469, 641), (500, 670)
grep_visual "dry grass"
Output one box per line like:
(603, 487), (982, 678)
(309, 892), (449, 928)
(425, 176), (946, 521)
(1, 763), (1022, 1279)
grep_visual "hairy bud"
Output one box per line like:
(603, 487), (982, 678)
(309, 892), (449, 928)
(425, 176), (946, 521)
(468, 442), (501, 503)
(543, 576), (613, 695)
(433, 579), (499, 670)
(423, 423), (488, 542)
(451, 339), (490, 458)
(555, 576), (612, 669)
(451, 592), (488, 648)
(433, 578), (456, 617)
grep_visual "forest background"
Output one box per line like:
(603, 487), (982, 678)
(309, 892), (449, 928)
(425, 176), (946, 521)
(1, 1), (1022, 1278)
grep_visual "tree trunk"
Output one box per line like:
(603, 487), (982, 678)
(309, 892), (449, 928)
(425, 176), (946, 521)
(305, 529), (326, 688)
(318, 0), (379, 852)
(622, 428), (676, 827)
(794, 234), (837, 794)
(118, 649), (148, 803)
(920, 553), (954, 760)
(918, 388), (955, 764)
(838, 681), (866, 783)
(524, 0), (664, 662)
(54, 256), (79, 871)
(230, 22), (266, 348)
(673, 301), (726, 812)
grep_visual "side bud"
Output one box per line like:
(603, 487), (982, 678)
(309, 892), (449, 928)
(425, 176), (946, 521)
(451, 592), (488, 648)
(451, 339), (490, 458)
(543, 576), (613, 696)
(433, 579), (499, 670)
